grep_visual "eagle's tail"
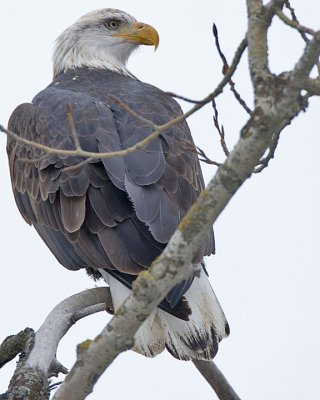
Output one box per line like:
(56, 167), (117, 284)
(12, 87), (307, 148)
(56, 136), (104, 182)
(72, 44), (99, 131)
(101, 265), (229, 361)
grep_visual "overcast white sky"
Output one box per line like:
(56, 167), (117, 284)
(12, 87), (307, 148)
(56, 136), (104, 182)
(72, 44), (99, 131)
(1, 1), (319, 399)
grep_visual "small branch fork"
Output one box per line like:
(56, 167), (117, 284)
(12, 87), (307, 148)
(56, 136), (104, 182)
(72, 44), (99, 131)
(275, 6), (315, 38)
(212, 24), (252, 116)
(166, 94), (230, 161)
(169, 28), (247, 163)
(254, 130), (281, 173)
(278, 1), (320, 75)
(180, 139), (221, 167)
(212, 99), (230, 157)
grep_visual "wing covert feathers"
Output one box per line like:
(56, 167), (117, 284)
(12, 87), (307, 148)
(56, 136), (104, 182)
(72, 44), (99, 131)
(7, 68), (226, 361)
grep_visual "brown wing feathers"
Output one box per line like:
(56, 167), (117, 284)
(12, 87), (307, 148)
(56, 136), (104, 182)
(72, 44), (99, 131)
(7, 68), (214, 311)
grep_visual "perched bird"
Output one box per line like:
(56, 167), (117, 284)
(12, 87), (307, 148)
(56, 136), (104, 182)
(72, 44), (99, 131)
(7, 8), (229, 360)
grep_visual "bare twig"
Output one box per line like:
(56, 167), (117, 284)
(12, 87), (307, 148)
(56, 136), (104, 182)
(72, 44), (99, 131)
(61, 156), (94, 173)
(196, 146), (221, 167)
(17, 153), (50, 165)
(181, 139), (221, 167)
(166, 92), (202, 104)
(193, 360), (241, 400)
(284, 0), (311, 43)
(212, 23), (230, 73)
(212, 99), (230, 157)
(254, 130), (281, 173)
(282, 1), (320, 75)
(66, 103), (82, 150)
(109, 95), (159, 128)
(275, 7), (316, 38)
(212, 25), (252, 115)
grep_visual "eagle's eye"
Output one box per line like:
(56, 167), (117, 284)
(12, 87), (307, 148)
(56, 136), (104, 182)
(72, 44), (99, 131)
(104, 18), (121, 30)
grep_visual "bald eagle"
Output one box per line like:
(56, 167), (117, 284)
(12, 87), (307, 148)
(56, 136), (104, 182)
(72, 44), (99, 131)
(7, 8), (229, 360)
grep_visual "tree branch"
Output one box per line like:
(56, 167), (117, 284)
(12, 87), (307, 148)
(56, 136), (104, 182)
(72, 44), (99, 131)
(193, 360), (241, 400)
(1, 288), (112, 400)
(212, 25), (251, 115)
(303, 77), (320, 96)
(165, 92), (202, 104)
(275, 7), (316, 37)
(212, 99), (230, 157)
(284, 0), (312, 43)
(254, 129), (281, 173)
(27, 288), (112, 377)
(291, 30), (320, 89)
(246, 0), (271, 88)
(66, 103), (82, 151)
(0, 328), (34, 370)
(280, 1), (320, 75)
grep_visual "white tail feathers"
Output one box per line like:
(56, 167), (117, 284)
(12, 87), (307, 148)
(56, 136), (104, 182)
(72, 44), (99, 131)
(100, 264), (229, 360)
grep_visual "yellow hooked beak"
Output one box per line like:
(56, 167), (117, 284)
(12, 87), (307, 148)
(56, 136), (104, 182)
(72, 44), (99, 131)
(112, 21), (159, 50)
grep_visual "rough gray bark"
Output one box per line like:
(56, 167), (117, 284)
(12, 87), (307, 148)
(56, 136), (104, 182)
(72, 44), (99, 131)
(0, 328), (34, 369)
(1, 288), (112, 400)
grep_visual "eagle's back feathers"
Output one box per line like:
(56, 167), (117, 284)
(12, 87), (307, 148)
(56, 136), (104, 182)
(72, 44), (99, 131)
(7, 56), (227, 360)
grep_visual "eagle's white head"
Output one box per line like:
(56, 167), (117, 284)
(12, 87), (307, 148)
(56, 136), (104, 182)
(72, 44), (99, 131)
(53, 8), (159, 78)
